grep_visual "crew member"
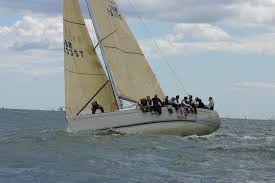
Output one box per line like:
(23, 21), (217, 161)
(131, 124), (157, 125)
(170, 97), (179, 111)
(163, 96), (170, 106)
(189, 95), (197, 114)
(91, 101), (104, 114)
(195, 97), (206, 108)
(146, 96), (152, 112)
(175, 95), (180, 111)
(208, 97), (214, 110)
(139, 98), (147, 112)
(152, 94), (162, 114)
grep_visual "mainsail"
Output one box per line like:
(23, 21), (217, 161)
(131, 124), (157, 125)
(63, 0), (118, 117)
(87, 0), (165, 102)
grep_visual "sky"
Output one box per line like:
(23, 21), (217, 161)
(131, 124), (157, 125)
(0, 0), (275, 119)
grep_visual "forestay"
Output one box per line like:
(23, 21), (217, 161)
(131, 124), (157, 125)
(87, 0), (165, 102)
(63, 0), (118, 117)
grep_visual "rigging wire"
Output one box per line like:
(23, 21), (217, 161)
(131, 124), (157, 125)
(125, 0), (189, 95)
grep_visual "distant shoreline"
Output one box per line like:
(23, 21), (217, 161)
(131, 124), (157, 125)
(0, 107), (64, 113)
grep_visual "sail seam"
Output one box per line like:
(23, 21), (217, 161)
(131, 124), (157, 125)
(76, 80), (111, 116)
(94, 30), (117, 50)
(63, 18), (85, 26)
(103, 46), (144, 56)
(65, 68), (105, 76)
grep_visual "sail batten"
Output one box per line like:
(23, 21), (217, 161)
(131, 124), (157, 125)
(63, 0), (118, 117)
(65, 68), (106, 76)
(103, 45), (144, 56)
(63, 18), (86, 26)
(87, 0), (165, 101)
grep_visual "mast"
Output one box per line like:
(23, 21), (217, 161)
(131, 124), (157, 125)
(85, 0), (122, 109)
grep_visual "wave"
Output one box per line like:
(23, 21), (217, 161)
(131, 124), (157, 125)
(0, 128), (67, 144)
(208, 145), (275, 155)
(240, 135), (275, 142)
(179, 132), (237, 142)
(0, 167), (36, 175)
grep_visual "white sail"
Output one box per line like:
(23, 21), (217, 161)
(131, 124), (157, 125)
(63, 0), (118, 117)
(87, 0), (165, 102)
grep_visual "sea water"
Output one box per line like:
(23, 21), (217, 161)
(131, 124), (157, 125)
(0, 109), (275, 183)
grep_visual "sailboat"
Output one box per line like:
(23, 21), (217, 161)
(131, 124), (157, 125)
(63, 0), (220, 136)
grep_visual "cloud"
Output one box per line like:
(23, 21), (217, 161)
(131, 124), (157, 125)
(173, 23), (231, 41)
(0, 15), (64, 76)
(0, 15), (63, 51)
(0, 15), (99, 51)
(0, 12), (274, 77)
(119, 0), (275, 27)
(223, 1), (275, 26)
(141, 23), (275, 56)
(0, 0), (61, 15)
(2, 0), (275, 28)
(0, 49), (63, 76)
(0, 14), (101, 77)
(119, 0), (238, 23)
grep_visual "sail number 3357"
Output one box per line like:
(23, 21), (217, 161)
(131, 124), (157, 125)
(64, 40), (84, 59)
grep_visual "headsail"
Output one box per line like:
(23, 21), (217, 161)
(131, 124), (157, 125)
(63, 0), (118, 117)
(87, 0), (165, 102)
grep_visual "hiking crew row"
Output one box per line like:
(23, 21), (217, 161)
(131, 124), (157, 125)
(139, 95), (215, 115)
(90, 95), (214, 115)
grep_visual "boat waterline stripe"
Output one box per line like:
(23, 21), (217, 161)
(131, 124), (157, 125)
(63, 18), (85, 26)
(65, 68), (105, 76)
(103, 46), (144, 56)
(99, 119), (197, 131)
(76, 80), (111, 116)
(94, 30), (117, 50)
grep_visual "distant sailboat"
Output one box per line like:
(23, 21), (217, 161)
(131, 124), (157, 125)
(63, 0), (220, 136)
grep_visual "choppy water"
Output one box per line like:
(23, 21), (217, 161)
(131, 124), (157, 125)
(0, 109), (275, 183)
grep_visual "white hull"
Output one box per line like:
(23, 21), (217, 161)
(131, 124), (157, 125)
(67, 108), (220, 136)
